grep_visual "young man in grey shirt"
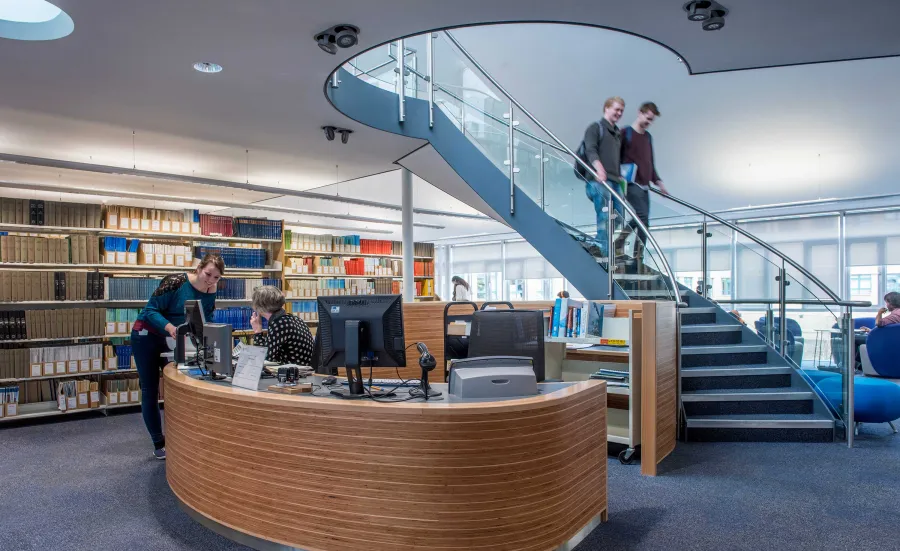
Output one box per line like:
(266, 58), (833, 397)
(581, 96), (626, 259)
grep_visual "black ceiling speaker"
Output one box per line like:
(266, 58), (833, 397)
(684, 1), (728, 28)
(314, 24), (360, 55)
(684, 0), (712, 21)
(703, 13), (726, 31)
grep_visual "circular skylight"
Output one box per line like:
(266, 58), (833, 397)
(193, 61), (223, 74)
(0, 0), (73, 40)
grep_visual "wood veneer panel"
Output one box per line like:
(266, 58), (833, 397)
(654, 301), (678, 468)
(164, 366), (607, 551)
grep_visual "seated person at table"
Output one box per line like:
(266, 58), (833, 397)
(875, 292), (900, 328)
(250, 285), (315, 366)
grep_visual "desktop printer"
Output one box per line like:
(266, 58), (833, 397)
(448, 356), (538, 399)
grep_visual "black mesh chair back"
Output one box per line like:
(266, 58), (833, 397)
(468, 310), (545, 382)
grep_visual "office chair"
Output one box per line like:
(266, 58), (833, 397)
(468, 309), (545, 382)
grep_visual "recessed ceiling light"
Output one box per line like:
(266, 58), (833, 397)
(0, 0), (73, 41)
(193, 62), (223, 74)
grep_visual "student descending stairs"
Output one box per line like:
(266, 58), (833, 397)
(329, 30), (839, 443)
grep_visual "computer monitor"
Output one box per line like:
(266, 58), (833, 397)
(315, 294), (406, 399)
(175, 300), (207, 365)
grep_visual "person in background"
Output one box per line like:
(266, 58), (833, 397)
(580, 97), (627, 260)
(875, 292), (900, 327)
(616, 102), (670, 266)
(729, 310), (747, 326)
(132, 253), (223, 460)
(250, 285), (315, 366)
(452, 276), (471, 301)
(557, 290), (570, 299)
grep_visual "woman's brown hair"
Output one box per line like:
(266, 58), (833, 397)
(197, 253), (225, 275)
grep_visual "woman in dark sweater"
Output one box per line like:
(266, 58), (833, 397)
(132, 254), (224, 459)
(250, 285), (315, 366)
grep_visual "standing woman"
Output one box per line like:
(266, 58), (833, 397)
(131, 254), (224, 460)
(452, 276), (471, 301)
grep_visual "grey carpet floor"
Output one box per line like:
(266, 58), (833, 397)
(2, 410), (899, 551)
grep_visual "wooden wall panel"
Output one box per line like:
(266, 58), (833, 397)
(164, 367), (607, 551)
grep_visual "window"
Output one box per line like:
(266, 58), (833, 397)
(721, 277), (732, 295)
(850, 274), (872, 296)
(682, 276), (694, 288)
(887, 266), (900, 293)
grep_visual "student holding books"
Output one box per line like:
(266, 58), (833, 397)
(131, 254), (224, 460)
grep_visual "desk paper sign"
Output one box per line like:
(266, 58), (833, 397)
(599, 338), (628, 347)
(231, 345), (267, 391)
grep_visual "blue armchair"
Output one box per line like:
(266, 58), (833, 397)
(863, 324), (900, 378)
(831, 317), (877, 368)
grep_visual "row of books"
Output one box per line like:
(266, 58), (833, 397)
(111, 345), (134, 370)
(549, 299), (617, 339)
(0, 198), (103, 228)
(0, 308), (108, 341)
(193, 246), (267, 269)
(136, 243), (192, 267)
(106, 206), (199, 234)
(104, 377), (141, 405)
(233, 217), (282, 240)
(199, 214), (232, 237)
(285, 300), (318, 322)
(0, 234), (100, 264)
(0, 271), (105, 302)
(400, 279), (434, 297)
(0, 387), (18, 417)
(284, 278), (382, 298)
(216, 278), (281, 300)
(106, 309), (141, 335)
(0, 344), (104, 380)
(359, 239), (401, 256)
(102, 237), (141, 263)
(413, 260), (434, 277)
(56, 379), (99, 411)
(106, 277), (162, 301)
(211, 307), (267, 332)
(284, 231), (361, 253)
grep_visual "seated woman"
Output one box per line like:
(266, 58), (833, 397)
(875, 292), (900, 328)
(250, 285), (315, 366)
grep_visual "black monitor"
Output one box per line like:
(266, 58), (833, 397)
(175, 300), (207, 365)
(315, 294), (406, 399)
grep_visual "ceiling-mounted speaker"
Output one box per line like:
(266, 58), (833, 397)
(684, 0), (712, 21)
(314, 24), (360, 55)
(703, 14), (726, 31)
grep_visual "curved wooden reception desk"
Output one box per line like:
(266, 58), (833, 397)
(164, 366), (607, 551)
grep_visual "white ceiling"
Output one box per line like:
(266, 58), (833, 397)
(1, 0), (899, 236)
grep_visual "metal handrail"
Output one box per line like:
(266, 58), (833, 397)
(441, 30), (681, 299)
(653, 189), (843, 304)
(716, 298), (872, 308)
(421, 42), (845, 308)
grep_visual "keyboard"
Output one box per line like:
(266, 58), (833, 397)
(340, 378), (421, 387)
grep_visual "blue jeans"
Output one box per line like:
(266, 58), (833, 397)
(132, 330), (168, 448)
(584, 179), (625, 256)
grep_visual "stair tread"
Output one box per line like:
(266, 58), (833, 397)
(682, 364), (791, 375)
(684, 386), (810, 395)
(681, 344), (768, 353)
(687, 413), (831, 421)
(680, 323), (742, 332)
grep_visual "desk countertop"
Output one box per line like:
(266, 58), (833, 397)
(163, 364), (608, 551)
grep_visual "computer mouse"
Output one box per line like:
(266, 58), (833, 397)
(322, 376), (337, 386)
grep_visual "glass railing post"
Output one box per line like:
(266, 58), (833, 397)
(396, 39), (405, 122)
(844, 308), (855, 447)
(504, 105), (516, 214)
(607, 192), (615, 299)
(331, 72), (339, 88)
(765, 306), (775, 348)
(778, 262), (787, 358)
(427, 33), (434, 128)
(699, 220), (709, 299)
(538, 143), (545, 211)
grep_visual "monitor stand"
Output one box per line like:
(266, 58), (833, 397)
(330, 320), (395, 400)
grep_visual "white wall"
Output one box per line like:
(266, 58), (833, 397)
(452, 24), (900, 211)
